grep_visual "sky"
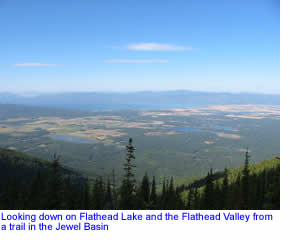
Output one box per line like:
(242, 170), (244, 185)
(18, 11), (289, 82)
(0, 0), (280, 94)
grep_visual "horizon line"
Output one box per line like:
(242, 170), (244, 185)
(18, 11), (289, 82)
(0, 90), (280, 95)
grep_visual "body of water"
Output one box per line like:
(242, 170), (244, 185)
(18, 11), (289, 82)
(212, 125), (234, 131)
(51, 135), (95, 143)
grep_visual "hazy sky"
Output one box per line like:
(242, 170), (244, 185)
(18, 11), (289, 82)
(0, 0), (280, 93)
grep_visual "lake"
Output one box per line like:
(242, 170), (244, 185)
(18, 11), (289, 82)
(51, 135), (95, 143)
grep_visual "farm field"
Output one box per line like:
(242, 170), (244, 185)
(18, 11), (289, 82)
(0, 104), (280, 184)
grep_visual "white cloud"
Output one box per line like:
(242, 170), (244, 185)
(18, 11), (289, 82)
(104, 59), (169, 63)
(14, 63), (58, 67)
(125, 43), (193, 51)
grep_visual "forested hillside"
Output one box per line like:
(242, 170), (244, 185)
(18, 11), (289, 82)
(0, 148), (87, 209)
(0, 140), (280, 210)
(179, 155), (280, 210)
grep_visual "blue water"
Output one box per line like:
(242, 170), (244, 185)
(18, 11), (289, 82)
(92, 103), (204, 111)
(213, 125), (234, 131)
(51, 135), (95, 143)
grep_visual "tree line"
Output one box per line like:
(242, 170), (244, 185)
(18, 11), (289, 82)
(0, 139), (280, 210)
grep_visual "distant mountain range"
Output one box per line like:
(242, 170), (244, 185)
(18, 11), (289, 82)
(0, 91), (280, 111)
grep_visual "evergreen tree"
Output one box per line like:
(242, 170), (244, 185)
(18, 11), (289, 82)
(111, 169), (117, 209)
(192, 187), (200, 209)
(46, 154), (63, 209)
(92, 176), (105, 209)
(221, 168), (229, 209)
(161, 178), (166, 197)
(150, 176), (157, 208)
(160, 177), (167, 209)
(140, 172), (150, 204)
(242, 149), (250, 209)
(232, 173), (242, 209)
(187, 188), (194, 209)
(63, 176), (76, 209)
(135, 183), (145, 209)
(273, 165), (280, 209)
(80, 178), (90, 209)
(104, 179), (113, 209)
(5, 177), (19, 209)
(254, 170), (264, 209)
(213, 181), (221, 209)
(167, 177), (176, 209)
(120, 138), (136, 209)
(175, 187), (184, 209)
(264, 165), (280, 209)
(203, 169), (214, 209)
(28, 170), (45, 209)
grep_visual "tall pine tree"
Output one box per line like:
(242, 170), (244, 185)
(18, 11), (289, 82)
(242, 148), (250, 209)
(203, 169), (214, 209)
(150, 176), (157, 208)
(221, 168), (229, 209)
(47, 154), (63, 209)
(120, 138), (136, 209)
(140, 172), (150, 204)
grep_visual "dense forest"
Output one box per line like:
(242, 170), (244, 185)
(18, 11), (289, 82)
(0, 139), (280, 210)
